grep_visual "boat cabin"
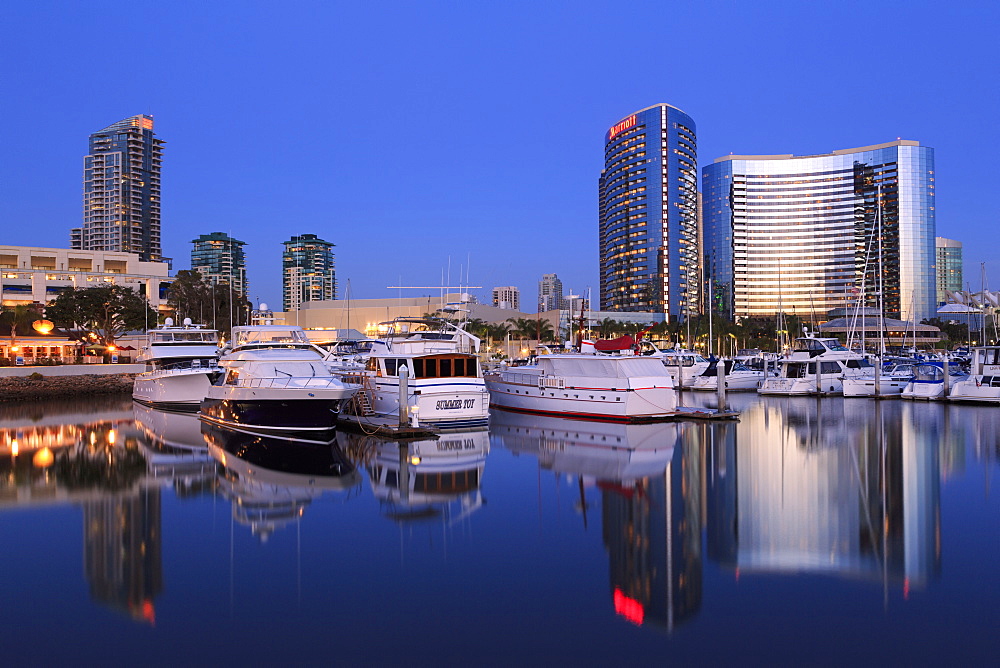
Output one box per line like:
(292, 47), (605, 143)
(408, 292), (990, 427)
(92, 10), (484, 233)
(366, 353), (481, 379)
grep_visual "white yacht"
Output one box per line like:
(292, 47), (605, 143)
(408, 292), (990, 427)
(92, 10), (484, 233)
(688, 358), (776, 392)
(200, 307), (357, 433)
(841, 361), (916, 398)
(947, 347), (1000, 403)
(900, 361), (963, 401)
(333, 318), (490, 430)
(636, 341), (710, 389)
(758, 333), (871, 396)
(484, 353), (676, 422)
(132, 318), (221, 410)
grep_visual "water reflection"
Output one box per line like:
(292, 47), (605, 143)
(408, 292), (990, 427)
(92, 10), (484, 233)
(337, 428), (488, 524)
(204, 424), (361, 541)
(490, 411), (702, 632)
(709, 398), (941, 592)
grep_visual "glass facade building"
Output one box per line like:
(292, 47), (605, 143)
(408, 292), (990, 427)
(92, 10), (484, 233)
(599, 104), (699, 320)
(702, 140), (936, 324)
(191, 232), (248, 299)
(538, 273), (564, 312)
(935, 237), (963, 305)
(282, 234), (336, 312)
(73, 115), (165, 263)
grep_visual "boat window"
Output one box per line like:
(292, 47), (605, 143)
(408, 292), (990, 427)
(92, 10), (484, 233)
(385, 359), (399, 376)
(440, 359), (452, 377)
(820, 362), (841, 374)
(786, 363), (805, 378)
(412, 359), (424, 377)
(424, 359), (437, 378)
(366, 358), (378, 373)
(453, 358), (465, 376)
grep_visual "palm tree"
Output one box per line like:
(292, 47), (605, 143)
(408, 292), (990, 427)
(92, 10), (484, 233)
(2, 304), (42, 349)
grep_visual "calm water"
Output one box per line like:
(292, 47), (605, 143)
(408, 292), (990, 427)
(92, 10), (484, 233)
(1, 393), (998, 665)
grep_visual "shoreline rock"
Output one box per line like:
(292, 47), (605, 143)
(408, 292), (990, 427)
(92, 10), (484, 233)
(0, 374), (135, 403)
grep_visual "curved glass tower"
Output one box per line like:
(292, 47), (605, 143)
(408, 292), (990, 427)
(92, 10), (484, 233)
(599, 104), (699, 320)
(702, 140), (936, 324)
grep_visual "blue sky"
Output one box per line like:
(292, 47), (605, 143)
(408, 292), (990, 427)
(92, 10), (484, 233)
(2, 0), (998, 309)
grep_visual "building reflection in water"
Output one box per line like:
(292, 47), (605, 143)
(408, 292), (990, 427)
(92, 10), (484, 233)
(338, 428), (489, 526)
(708, 398), (941, 594)
(204, 424), (361, 541)
(490, 411), (701, 632)
(0, 398), (220, 625)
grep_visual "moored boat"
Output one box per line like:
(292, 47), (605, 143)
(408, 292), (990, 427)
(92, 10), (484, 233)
(758, 333), (871, 396)
(200, 307), (357, 433)
(947, 347), (1000, 403)
(484, 353), (677, 422)
(333, 318), (489, 430)
(132, 318), (221, 411)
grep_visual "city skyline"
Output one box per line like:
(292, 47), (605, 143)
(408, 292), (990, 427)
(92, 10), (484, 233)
(2, 2), (997, 310)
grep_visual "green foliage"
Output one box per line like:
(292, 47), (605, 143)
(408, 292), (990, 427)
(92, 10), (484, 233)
(166, 269), (250, 337)
(45, 284), (156, 345)
(1, 303), (43, 343)
(27, 372), (44, 380)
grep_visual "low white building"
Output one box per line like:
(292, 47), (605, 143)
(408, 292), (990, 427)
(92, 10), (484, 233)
(0, 245), (172, 312)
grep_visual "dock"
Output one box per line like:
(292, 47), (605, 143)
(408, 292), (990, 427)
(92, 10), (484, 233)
(336, 412), (440, 438)
(670, 406), (741, 421)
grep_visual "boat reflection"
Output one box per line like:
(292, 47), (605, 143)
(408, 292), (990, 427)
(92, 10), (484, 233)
(708, 399), (942, 592)
(204, 423), (361, 541)
(490, 410), (702, 632)
(133, 402), (215, 489)
(337, 428), (488, 524)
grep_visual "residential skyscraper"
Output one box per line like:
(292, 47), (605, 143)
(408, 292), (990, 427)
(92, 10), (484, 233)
(935, 237), (963, 305)
(538, 273), (564, 312)
(191, 232), (248, 298)
(282, 234), (336, 311)
(73, 114), (165, 263)
(492, 286), (520, 311)
(702, 140), (936, 324)
(599, 104), (699, 320)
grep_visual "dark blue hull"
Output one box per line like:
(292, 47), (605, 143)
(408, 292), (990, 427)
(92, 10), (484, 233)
(200, 397), (341, 432)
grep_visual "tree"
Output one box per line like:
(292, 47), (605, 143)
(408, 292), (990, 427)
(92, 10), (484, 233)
(166, 270), (251, 337)
(1, 303), (42, 347)
(45, 285), (155, 346)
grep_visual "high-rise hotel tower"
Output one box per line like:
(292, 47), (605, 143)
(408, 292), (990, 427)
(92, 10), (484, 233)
(72, 114), (164, 263)
(282, 234), (336, 312)
(599, 104), (699, 320)
(702, 140), (936, 324)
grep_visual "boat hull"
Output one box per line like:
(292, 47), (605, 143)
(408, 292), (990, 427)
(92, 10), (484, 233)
(759, 376), (844, 396)
(200, 395), (345, 432)
(133, 369), (218, 411)
(947, 377), (1000, 404)
(485, 380), (676, 422)
(841, 377), (909, 397)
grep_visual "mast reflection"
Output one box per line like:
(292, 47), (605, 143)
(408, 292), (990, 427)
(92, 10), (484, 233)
(490, 411), (700, 632)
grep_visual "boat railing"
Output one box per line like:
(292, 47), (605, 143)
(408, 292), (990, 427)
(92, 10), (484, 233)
(146, 360), (218, 376)
(232, 376), (345, 389)
(538, 376), (566, 390)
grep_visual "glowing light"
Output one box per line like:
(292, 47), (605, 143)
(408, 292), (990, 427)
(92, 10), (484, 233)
(607, 114), (637, 141)
(32, 319), (54, 334)
(107, 345), (117, 352)
(11, 440), (19, 457)
(409, 456), (422, 465)
(107, 429), (117, 445)
(613, 588), (645, 625)
(32, 447), (54, 468)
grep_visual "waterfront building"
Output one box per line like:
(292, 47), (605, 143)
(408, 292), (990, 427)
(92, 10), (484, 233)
(492, 286), (520, 311)
(72, 114), (165, 263)
(191, 232), (248, 298)
(599, 104), (699, 321)
(282, 234), (335, 312)
(538, 273), (564, 312)
(936, 237), (963, 306)
(0, 245), (171, 311)
(702, 140), (936, 324)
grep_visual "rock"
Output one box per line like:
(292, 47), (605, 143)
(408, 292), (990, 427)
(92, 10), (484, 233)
(0, 374), (135, 403)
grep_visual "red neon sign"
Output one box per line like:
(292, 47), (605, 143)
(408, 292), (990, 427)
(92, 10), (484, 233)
(608, 114), (636, 141)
